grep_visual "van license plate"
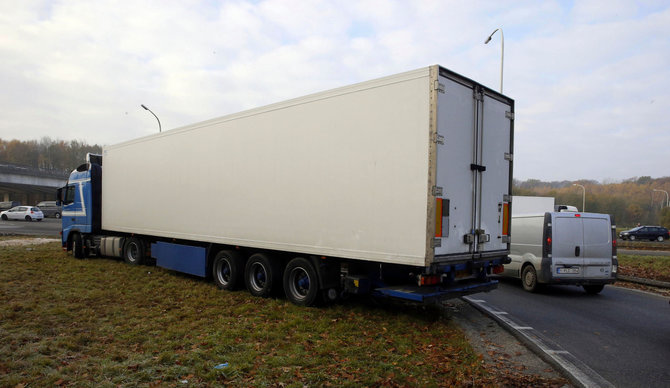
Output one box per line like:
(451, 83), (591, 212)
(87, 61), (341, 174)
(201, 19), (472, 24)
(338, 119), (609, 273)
(557, 267), (579, 274)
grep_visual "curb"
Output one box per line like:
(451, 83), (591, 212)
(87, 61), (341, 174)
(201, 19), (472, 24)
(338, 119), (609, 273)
(462, 296), (614, 388)
(617, 275), (670, 288)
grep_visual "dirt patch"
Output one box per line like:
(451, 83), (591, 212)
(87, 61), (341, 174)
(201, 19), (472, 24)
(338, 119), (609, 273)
(0, 238), (59, 247)
(445, 299), (571, 387)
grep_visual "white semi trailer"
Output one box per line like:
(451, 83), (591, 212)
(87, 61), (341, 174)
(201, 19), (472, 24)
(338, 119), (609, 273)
(58, 65), (514, 306)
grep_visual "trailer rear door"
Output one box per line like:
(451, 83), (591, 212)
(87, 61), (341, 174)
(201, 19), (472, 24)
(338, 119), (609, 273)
(433, 69), (513, 260)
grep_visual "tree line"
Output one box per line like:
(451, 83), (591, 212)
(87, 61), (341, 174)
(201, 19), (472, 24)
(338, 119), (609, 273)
(0, 138), (102, 173)
(514, 177), (670, 228)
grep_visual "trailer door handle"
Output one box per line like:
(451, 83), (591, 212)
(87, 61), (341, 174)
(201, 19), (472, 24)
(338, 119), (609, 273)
(575, 246), (580, 257)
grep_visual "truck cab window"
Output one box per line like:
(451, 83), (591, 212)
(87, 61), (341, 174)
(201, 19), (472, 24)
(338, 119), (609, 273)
(63, 185), (76, 205)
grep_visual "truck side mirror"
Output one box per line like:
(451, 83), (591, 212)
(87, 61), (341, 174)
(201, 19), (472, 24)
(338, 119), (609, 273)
(56, 187), (63, 206)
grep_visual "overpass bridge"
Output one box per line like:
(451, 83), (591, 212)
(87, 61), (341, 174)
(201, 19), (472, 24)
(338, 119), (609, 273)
(0, 164), (69, 206)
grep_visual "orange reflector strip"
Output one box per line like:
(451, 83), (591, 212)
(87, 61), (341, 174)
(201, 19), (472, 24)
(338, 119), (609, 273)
(435, 198), (443, 237)
(502, 202), (510, 236)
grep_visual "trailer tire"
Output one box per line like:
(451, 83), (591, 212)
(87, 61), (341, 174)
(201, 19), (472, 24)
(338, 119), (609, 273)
(521, 264), (539, 292)
(71, 233), (85, 259)
(284, 257), (320, 306)
(123, 237), (145, 265)
(245, 253), (280, 298)
(213, 250), (244, 290)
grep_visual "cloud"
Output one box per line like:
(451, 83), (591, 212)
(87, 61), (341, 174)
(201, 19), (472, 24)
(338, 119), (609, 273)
(1, 0), (668, 181)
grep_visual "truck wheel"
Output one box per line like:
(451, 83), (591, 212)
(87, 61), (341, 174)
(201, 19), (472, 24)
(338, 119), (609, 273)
(123, 238), (145, 265)
(521, 264), (539, 292)
(213, 250), (244, 290)
(245, 253), (280, 297)
(71, 233), (85, 259)
(583, 285), (604, 294)
(284, 257), (320, 306)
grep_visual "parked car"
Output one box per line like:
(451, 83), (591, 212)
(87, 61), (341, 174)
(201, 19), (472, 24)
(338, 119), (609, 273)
(619, 226), (669, 242)
(0, 206), (44, 221)
(0, 201), (20, 211)
(36, 200), (62, 218)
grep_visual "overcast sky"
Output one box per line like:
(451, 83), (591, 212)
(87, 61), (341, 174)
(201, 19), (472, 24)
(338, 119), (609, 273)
(1, 0), (668, 182)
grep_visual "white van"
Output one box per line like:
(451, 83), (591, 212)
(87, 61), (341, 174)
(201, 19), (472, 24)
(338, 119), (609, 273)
(502, 211), (617, 293)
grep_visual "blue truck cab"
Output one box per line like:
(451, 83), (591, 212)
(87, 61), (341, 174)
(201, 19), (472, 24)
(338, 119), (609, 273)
(57, 154), (102, 255)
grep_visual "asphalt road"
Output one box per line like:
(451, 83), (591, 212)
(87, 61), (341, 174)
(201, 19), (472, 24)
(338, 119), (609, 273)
(475, 279), (670, 388)
(0, 217), (61, 237)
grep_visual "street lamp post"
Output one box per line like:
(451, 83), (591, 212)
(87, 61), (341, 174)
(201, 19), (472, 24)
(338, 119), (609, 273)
(141, 104), (162, 133)
(573, 184), (585, 212)
(652, 189), (669, 208)
(484, 28), (504, 93)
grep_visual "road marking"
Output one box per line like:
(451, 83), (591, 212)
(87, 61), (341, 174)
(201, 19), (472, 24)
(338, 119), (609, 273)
(463, 295), (615, 388)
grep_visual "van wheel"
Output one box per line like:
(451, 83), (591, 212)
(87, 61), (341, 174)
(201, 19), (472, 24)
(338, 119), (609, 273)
(521, 265), (539, 292)
(583, 285), (604, 294)
(213, 250), (244, 290)
(284, 257), (320, 306)
(657, 236), (664, 242)
(245, 253), (281, 297)
(123, 238), (145, 265)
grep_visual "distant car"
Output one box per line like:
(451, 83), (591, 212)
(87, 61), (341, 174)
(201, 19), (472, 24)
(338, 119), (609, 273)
(619, 226), (669, 242)
(0, 206), (44, 221)
(0, 201), (20, 211)
(36, 200), (62, 218)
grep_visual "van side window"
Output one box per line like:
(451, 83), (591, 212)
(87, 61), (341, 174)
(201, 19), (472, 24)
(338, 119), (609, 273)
(63, 185), (76, 205)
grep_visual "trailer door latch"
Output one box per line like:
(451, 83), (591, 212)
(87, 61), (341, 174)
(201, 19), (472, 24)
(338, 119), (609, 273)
(470, 164), (486, 172)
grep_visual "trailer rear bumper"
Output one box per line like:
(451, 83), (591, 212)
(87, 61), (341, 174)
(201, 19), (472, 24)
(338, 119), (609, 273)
(372, 279), (499, 304)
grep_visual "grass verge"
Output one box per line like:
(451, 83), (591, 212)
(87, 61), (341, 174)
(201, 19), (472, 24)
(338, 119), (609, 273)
(0, 242), (566, 387)
(618, 254), (670, 282)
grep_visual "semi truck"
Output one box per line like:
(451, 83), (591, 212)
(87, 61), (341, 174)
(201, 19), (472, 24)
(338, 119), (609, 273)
(57, 65), (514, 306)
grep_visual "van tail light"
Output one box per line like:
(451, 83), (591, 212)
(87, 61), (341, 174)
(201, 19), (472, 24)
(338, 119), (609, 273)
(611, 215), (617, 258)
(542, 213), (552, 259)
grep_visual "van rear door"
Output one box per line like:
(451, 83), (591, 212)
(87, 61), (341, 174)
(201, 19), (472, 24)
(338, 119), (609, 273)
(581, 215), (613, 279)
(551, 213), (612, 280)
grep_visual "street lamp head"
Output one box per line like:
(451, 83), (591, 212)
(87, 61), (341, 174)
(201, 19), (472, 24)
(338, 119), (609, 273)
(141, 104), (148, 110)
(484, 36), (492, 44)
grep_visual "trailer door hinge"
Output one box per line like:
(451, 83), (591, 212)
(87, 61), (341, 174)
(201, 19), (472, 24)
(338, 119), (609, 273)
(432, 238), (442, 248)
(434, 80), (445, 93)
(505, 111), (515, 120)
(504, 152), (513, 161)
(433, 133), (444, 145)
(432, 186), (443, 196)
